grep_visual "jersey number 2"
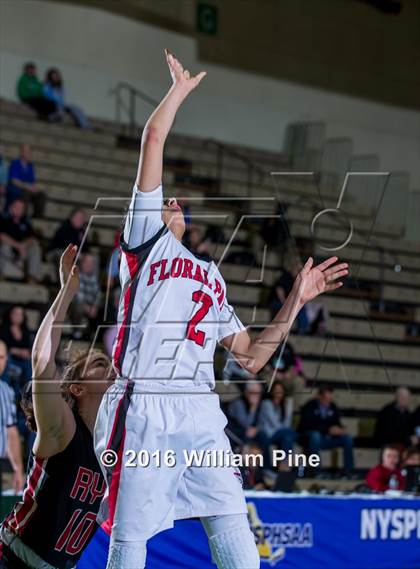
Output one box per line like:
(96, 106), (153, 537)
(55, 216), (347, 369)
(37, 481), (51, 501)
(186, 290), (213, 347)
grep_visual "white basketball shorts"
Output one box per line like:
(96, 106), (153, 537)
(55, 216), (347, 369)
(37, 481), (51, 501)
(94, 380), (247, 541)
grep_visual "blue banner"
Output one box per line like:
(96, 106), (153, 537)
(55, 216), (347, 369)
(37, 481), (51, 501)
(78, 493), (420, 569)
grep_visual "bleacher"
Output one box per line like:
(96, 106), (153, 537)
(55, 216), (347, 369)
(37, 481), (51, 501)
(1, 97), (420, 490)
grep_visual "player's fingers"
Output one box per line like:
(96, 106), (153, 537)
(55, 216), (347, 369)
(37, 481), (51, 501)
(315, 256), (339, 272)
(193, 71), (207, 85)
(171, 53), (183, 72)
(183, 69), (190, 79)
(327, 269), (348, 282)
(325, 281), (343, 291)
(61, 243), (74, 262)
(302, 257), (313, 273)
(324, 262), (348, 275)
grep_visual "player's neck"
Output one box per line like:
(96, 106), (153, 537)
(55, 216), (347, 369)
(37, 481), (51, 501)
(77, 398), (100, 433)
(169, 226), (184, 241)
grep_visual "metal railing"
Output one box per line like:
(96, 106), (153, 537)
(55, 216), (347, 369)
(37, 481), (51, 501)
(110, 81), (159, 138)
(110, 81), (269, 196)
(204, 138), (266, 196)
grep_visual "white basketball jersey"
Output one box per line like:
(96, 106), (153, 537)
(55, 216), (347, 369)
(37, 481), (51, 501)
(112, 185), (245, 392)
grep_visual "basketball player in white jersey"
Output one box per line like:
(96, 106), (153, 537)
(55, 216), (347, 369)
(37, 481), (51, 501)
(94, 49), (349, 569)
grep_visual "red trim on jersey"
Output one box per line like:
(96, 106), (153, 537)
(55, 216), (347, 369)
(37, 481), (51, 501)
(105, 386), (126, 453)
(5, 457), (47, 534)
(113, 252), (139, 374)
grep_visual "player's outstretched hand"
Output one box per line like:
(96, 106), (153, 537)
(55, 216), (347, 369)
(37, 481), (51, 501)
(165, 48), (206, 93)
(59, 244), (80, 296)
(294, 256), (349, 305)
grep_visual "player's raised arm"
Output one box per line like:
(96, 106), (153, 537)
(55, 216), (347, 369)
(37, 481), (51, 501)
(124, 50), (206, 249)
(221, 256), (349, 373)
(31, 245), (80, 455)
(136, 49), (206, 191)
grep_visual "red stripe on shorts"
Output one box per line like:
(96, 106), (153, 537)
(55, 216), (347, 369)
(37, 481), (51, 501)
(113, 252), (139, 374)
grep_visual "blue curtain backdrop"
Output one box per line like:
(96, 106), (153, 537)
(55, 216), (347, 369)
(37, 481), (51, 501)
(78, 494), (420, 569)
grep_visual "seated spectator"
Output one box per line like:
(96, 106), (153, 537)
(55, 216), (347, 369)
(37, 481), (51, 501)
(298, 386), (354, 474)
(264, 341), (306, 401)
(0, 198), (42, 283)
(240, 442), (266, 490)
(6, 144), (46, 217)
(258, 381), (297, 452)
(227, 381), (269, 459)
(0, 148), (8, 204)
(106, 231), (121, 291)
(402, 446), (420, 467)
(260, 202), (290, 256)
(411, 404), (420, 445)
(0, 306), (32, 384)
(183, 225), (213, 261)
(47, 208), (90, 267)
(374, 387), (413, 449)
(17, 62), (57, 120)
(44, 68), (91, 129)
(366, 445), (404, 492)
(306, 300), (330, 336)
(70, 253), (101, 339)
(268, 262), (309, 334)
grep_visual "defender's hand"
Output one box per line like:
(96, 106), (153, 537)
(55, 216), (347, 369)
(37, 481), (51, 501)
(165, 49), (206, 93)
(59, 244), (80, 296)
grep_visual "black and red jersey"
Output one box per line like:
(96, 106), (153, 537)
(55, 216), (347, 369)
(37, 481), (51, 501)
(1, 411), (105, 569)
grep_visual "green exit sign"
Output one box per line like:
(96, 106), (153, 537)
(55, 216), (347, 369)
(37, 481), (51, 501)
(197, 3), (218, 35)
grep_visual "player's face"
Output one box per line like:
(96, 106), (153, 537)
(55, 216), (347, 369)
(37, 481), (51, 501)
(82, 354), (116, 396)
(162, 198), (186, 239)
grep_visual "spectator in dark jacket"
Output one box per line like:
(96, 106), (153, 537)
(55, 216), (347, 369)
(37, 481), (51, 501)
(374, 387), (413, 448)
(17, 62), (57, 120)
(366, 445), (404, 492)
(0, 198), (42, 283)
(48, 208), (90, 261)
(6, 144), (46, 216)
(298, 386), (354, 473)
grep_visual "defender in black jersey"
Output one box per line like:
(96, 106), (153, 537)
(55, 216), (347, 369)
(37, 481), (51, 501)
(0, 245), (115, 569)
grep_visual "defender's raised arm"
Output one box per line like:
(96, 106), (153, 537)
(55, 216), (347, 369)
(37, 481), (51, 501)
(124, 51), (206, 249)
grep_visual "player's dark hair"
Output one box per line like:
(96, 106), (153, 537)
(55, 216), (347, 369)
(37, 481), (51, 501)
(21, 382), (36, 432)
